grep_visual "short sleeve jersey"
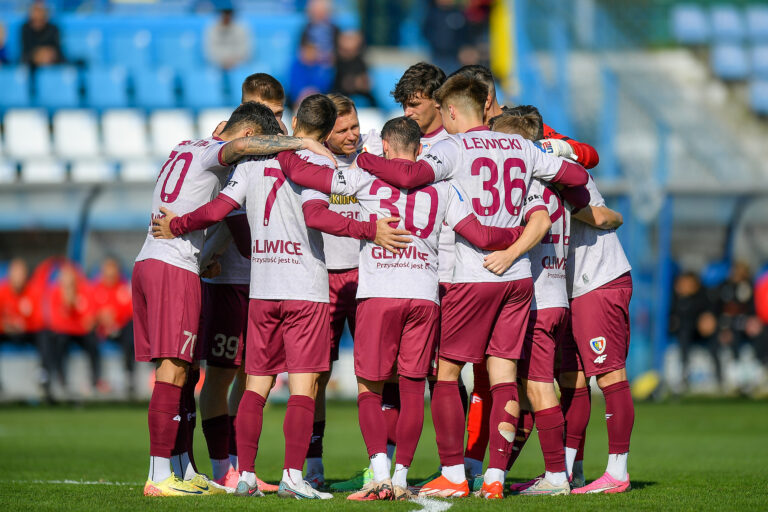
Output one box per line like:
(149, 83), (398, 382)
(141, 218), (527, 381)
(135, 137), (229, 274)
(526, 179), (570, 310)
(221, 150), (332, 302)
(566, 175), (632, 298)
(336, 166), (473, 304)
(419, 126), (455, 284)
(323, 129), (383, 270)
(420, 128), (568, 283)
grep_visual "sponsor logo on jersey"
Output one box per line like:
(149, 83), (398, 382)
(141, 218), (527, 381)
(590, 336), (606, 355)
(541, 255), (567, 270)
(253, 239), (303, 256)
(335, 168), (347, 185)
(329, 194), (358, 205)
(371, 245), (429, 262)
(423, 153), (443, 166)
(594, 354), (607, 364)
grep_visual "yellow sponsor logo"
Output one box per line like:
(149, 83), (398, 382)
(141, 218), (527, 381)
(329, 194), (358, 205)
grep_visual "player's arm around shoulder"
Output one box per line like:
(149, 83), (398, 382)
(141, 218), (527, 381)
(220, 135), (336, 166)
(482, 209), (551, 276)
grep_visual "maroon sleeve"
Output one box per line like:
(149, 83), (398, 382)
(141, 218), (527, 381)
(169, 195), (239, 236)
(558, 184), (590, 213)
(551, 160), (589, 187)
(356, 153), (435, 189)
(277, 151), (334, 194)
(302, 200), (377, 241)
(543, 123), (600, 169)
(224, 214), (252, 259)
(453, 215), (525, 251)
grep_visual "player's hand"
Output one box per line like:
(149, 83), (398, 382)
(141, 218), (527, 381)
(212, 120), (227, 138)
(201, 260), (222, 278)
(152, 207), (178, 239)
(374, 216), (411, 254)
(301, 138), (337, 167)
(538, 138), (577, 161)
(483, 248), (518, 276)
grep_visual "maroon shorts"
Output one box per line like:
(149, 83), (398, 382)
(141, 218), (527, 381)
(199, 282), (248, 368)
(439, 279), (533, 364)
(556, 315), (584, 374)
(245, 299), (331, 376)
(354, 298), (440, 381)
(518, 307), (569, 383)
(569, 273), (633, 378)
(132, 259), (201, 363)
(329, 268), (358, 361)
(438, 282), (451, 301)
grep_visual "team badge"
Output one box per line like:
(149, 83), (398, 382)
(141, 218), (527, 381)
(590, 336), (606, 355)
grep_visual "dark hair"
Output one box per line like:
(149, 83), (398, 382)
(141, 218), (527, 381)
(500, 105), (544, 140)
(381, 116), (421, 154)
(434, 74), (488, 117)
(450, 64), (495, 99)
(489, 112), (540, 140)
(327, 92), (356, 117)
(392, 62), (446, 105)
(221, 101), (282, 136)
(294, 94), (337, 139)
(241, 73), (285, 103)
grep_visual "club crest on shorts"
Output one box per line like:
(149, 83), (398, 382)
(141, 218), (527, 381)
(590, 336), (606, 355)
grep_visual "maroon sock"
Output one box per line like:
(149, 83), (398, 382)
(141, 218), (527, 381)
(381, 382), (401, 447)
(602, 380), (634, 453)
(535, 406), (566, 473)
(306, 420), (326, 458)
(561, 386), (591, 452)
(576, 436), (585, 462)
(430, 381), (466, 467)
(183, 368), (200, 470)
(148, 382), (183, 458)
(201, 414), (230, 460)
(283, 395), (315, 471)
(235, 391), (266, 473)
(487, 382), (519, 471)
(357, 391), (387, 457)
(506, 408), (534, 471)
(395, 377), (425, 467)
(228, 415), (237, 456)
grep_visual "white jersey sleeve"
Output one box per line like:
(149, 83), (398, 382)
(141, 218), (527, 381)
(135, 137), (229, 275)
(420, 137), (460, 182)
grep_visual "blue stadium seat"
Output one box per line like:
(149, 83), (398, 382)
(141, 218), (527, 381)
(134, 68), (177, 109)
(672, 4), (710, 44)
(252, 15), (304, 86)
(710, 5), (745, 42)
(710, 44), (749, 81)
(749, 79), (768, 115)
(0, 67), (31, 109)
(62, 28), (104, 66)
(34, 66), (80, 109)
(180, 67), (226, 109)
(700, 260), (731, 288)
(226, 63), (273, 105)
(107, 30), (153, 70)
(746, 6), (768, 43)
(85, 67), (129, 109)
(751, 46), (768, 79)
(370, 66), (404, 110)
(156, 31), (201, 71)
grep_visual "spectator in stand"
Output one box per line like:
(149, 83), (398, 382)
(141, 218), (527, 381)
(203, 5), (252, 70)
(91, 258), (135, 398)
(423, 0), (466, 74)
(288, 39), (333, 109)
(300, 0), (339, 67)
(332, 30), (377, 107)
(47, 262), (105, 395)
(0, 23), (9, 65)
(21, 2), (62, 67)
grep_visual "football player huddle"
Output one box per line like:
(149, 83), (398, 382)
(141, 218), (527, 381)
(135, 63), (635, 500)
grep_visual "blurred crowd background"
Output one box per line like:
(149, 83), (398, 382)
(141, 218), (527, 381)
(2, 0), (768, 401)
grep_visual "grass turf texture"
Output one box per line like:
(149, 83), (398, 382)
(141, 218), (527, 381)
(1, 398), (767, 510)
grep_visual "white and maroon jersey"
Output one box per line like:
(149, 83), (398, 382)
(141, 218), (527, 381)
(420, 128), (565, 283)
(419, 126), (455, 284)
(323, 129), (383, 270)
(335, 166), (474, 304)
(567, 175), (632, 298)
(221, 150), (333, 302)
(526, 179), (570, 310)
(136, 137), (229, 274)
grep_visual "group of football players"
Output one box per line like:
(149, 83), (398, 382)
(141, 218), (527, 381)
(133, 61), (635, 500)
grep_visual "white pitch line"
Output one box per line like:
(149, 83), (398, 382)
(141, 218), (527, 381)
(8, 479), (140, 486)
(412, 497), (454, 512)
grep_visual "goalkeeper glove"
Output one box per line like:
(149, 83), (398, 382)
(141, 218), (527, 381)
(538, 138), (577, 162)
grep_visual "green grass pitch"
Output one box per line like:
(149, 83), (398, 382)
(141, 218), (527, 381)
(1, 397), (767, 510)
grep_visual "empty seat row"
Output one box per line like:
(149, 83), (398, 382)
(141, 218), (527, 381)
(711, 44), (768, 81)
(0, 65), (266, 110)
(0, 158), (162, 184)
(673, 5), (768, 45)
